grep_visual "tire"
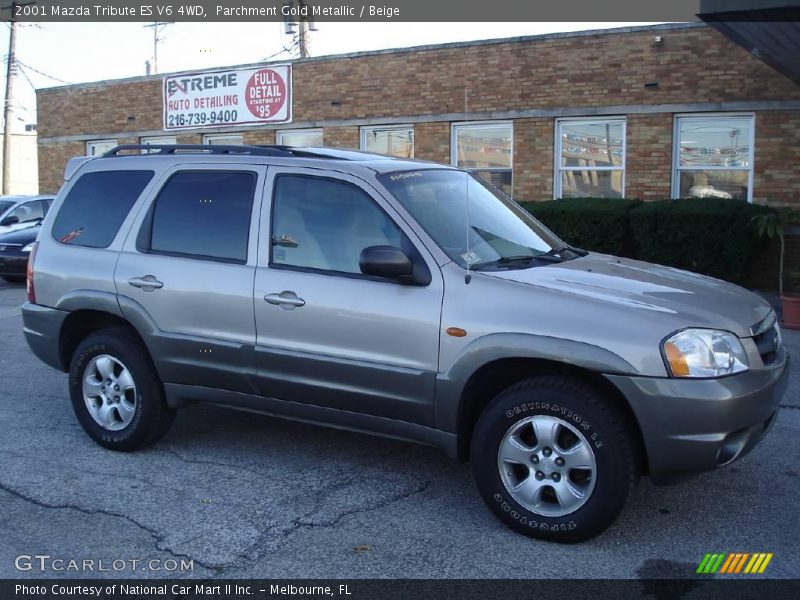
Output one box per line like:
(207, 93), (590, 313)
(68, 326), (175, 451)
(471, 375), (637, 542)
(1, 275), (24, 283)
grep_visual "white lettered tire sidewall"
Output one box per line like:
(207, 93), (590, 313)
(471, 376), (636, 543)
(69, 327), (174, 451)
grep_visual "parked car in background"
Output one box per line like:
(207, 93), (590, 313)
(0, 222), (41, 283)
(0, 196), (54, 234)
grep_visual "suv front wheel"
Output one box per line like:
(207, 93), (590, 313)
(471, 375), (637, 542)
(69, 327), (174, 451)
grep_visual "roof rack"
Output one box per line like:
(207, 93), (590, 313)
(102, 144), (295, 157)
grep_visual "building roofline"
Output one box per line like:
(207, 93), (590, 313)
(37, 21), (704, 94)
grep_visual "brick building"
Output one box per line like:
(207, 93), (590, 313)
(36, 22), (800, 209)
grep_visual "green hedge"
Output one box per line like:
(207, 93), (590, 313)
(520, 197), (773, 285)
(628, 198), (772, 284)
(519, 198), (642, 256)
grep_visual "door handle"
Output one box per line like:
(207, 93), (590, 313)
(128, 275), (164, 291)
(264, 291), (305, 309)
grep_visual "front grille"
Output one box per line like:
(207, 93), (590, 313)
(751, 317), (780, 366)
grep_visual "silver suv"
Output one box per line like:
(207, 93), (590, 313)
(22, 144), (789, 542)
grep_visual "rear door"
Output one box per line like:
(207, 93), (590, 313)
(115, 164), (265, 394)
(253, 167), (444, 426)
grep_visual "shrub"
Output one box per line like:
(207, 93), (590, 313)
(628, 198), (772, 285)
(519, 198), (642, 256)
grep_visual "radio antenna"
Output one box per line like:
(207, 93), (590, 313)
(464, 87), (472, 284)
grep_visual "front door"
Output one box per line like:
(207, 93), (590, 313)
(253, 167), (444, 426)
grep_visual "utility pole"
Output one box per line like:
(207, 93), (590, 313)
(1, 0), (33, 194)
(297, 0), (308, 58)
(143, 21), (172, 74)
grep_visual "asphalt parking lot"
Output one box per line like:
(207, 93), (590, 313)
(0, 277), (797, 580)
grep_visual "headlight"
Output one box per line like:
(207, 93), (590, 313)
(21, 243), (34, 253)
(663, 329), (749, 378)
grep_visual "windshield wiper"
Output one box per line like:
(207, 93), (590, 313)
(472, 254), (557, 270)
(539, 245), (588, 259)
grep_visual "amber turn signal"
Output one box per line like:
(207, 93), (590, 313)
(664, 341), (690, 377)
(446, 327), (467, 338)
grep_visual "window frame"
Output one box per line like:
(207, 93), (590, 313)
(141, 135), (177, 153)
(139, 169), (258, 265)
(360, 124), (415, 157)
(276, 128), (323, 147)
(85, 139), (118, 157)
(554, 117), (627, 200)
(450, 121), (513, 195)
(671, 112), (755, 203)
(267, 172), (427, 285)
(202, 133), (244, 145)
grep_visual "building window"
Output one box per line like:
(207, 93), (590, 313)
(673, 114), (754, 202)
(141, 135), (177, 153)
(85, 139), (117, 156)
(361, 125), (414, 157)
(277, 129), (323, 147)
(451, 122), (512, 196)
(203, 133), (243, 145)
(555, 118), (625, 199)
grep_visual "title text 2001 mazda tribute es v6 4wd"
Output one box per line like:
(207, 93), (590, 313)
(22, 145), (789, 542)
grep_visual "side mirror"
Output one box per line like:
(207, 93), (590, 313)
(0, 216), (19, 226)
(360, 245), (413, 280)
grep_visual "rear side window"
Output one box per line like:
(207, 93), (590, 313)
(147, 171), (256, 263)
(52, 170), (154, 247)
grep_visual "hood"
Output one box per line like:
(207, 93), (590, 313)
(481, 253), (771, 338)
(0, 223), (40, 244)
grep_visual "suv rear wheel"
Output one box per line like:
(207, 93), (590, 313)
(471, 375), (637, 542)
(68, 327), (174, 451)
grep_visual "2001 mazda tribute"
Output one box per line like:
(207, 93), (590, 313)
(22, 144), (789, 541)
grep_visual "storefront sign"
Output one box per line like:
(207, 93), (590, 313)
(163, 65), (292, 130)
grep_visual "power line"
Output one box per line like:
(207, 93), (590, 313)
(14, 58), (70, 84)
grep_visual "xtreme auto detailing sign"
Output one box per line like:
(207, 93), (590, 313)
(163, 65), (292, 129)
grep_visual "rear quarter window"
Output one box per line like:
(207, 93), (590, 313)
(52, 170), (154, 248)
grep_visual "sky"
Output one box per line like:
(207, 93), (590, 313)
(4, 21), (659, 133)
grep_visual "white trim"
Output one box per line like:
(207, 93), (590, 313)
(276, 128), (323, 146)
(671, 112), (755, 203)
(554, 117), (626, 199)
(360, 124), (415, 157)
(202, 133), (244, 145)
(85, 139), (117, 157)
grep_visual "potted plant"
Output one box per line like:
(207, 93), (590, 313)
(752, 207), (800, 329)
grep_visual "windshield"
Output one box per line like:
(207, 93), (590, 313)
(0, 200), (14, 215)
(379, 169), (564, 269)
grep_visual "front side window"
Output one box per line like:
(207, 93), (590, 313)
(271, 175), (406, 275)
(52, 171), (154, 247)
(673, 115), (754, 201)
(277, 129), (323, 147)
(6, 200), (44, 224)
(361, 126), (414, 157)
(556, 119), (625, 198)
(148, 171), (256, 263)
(380, 169), (561, 270)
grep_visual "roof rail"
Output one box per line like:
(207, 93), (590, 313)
(102, 144), (295, 157)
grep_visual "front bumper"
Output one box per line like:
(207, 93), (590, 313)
(607, 351), (790, 484)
